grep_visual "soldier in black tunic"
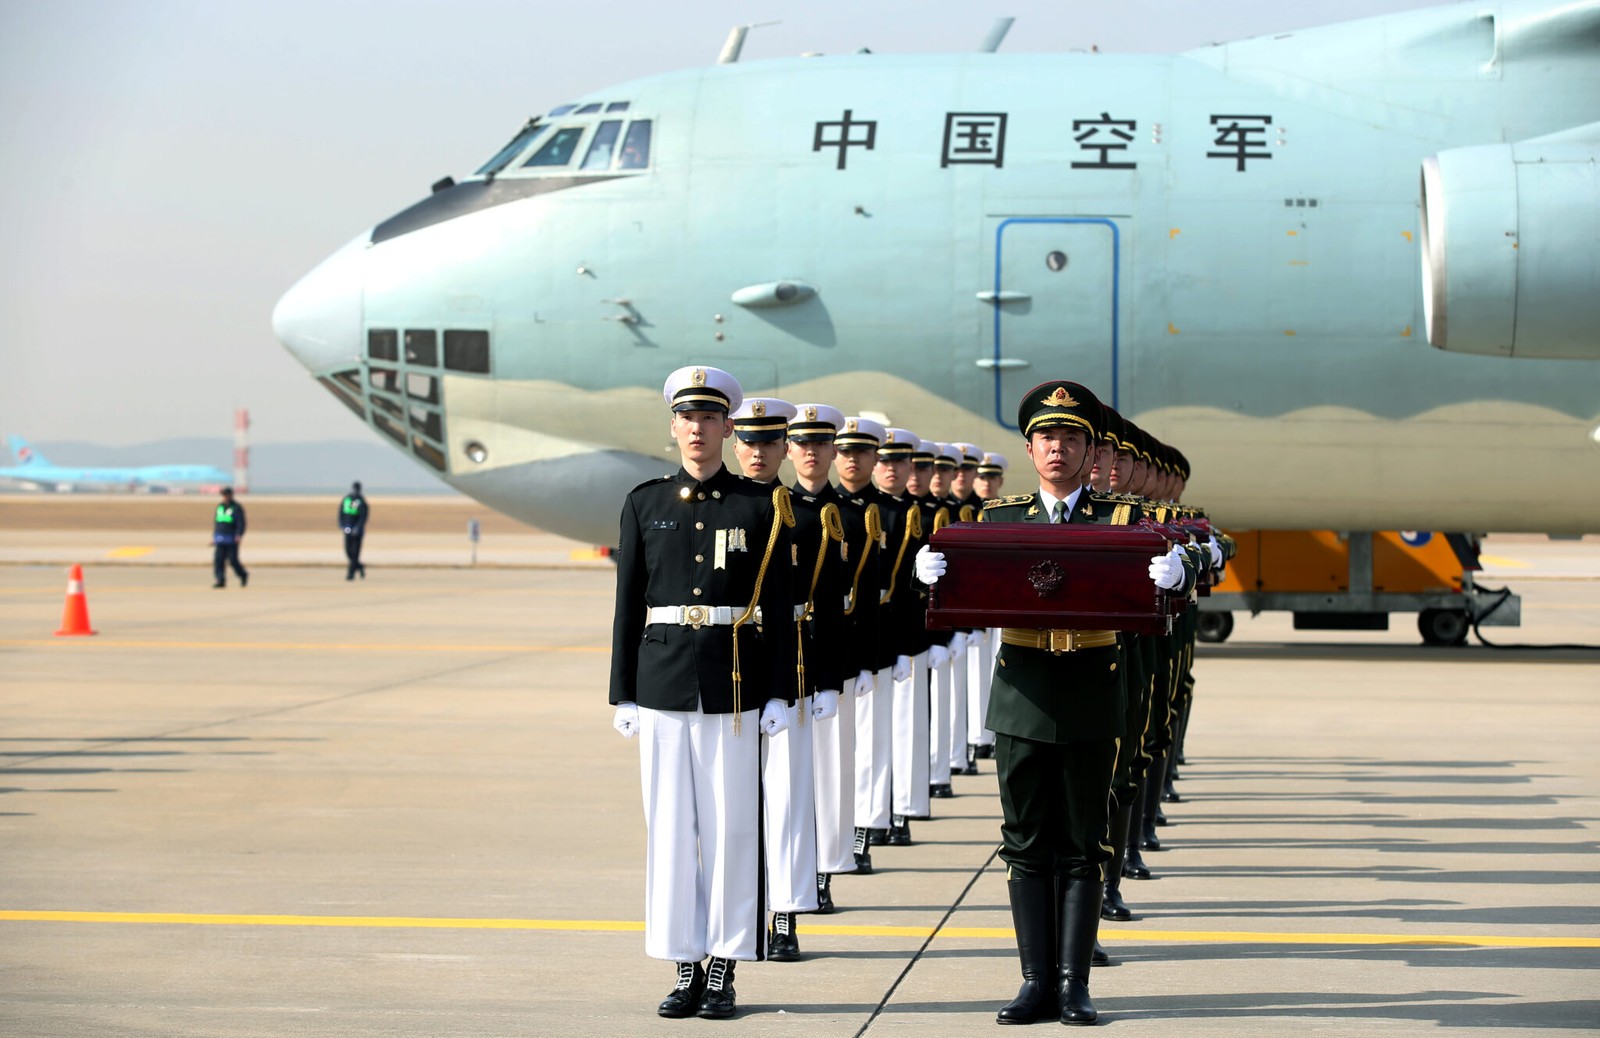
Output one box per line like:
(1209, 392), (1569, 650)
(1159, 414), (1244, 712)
(610, 365), (796, 1020)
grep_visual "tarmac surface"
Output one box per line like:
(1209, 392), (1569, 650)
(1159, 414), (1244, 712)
(1, 499), (1597, 1036)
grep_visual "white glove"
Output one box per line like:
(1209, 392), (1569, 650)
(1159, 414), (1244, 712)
(928, 644), (950, 667)
(1149, 553), (1186, 590)
(893, 655), (912, 682)
(760, 699), (789, 737)
(612, 702), (639, 739)
(948, 631), (968, 655)
(1207, 536), (1223, 567)
(854, 670), (874, 697)
(914, 544), (947, 585)
(811, 690), (839, 721)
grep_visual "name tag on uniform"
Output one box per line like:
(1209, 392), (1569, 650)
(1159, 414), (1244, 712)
(649, 520), (678, 531)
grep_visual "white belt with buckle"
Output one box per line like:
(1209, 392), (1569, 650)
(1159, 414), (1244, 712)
(646, 605), (736, 629)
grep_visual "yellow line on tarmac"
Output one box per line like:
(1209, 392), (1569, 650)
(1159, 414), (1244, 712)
(2, 911), (1596, 949)
(0, 639), (605, 654)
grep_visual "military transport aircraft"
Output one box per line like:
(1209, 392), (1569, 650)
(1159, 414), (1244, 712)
(0, 436), (231, 494)
(273, 0), (1600, 548)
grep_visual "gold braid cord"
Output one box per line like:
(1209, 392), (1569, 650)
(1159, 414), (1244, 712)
(793, 502), (844, 723)
(931, 506), (951, 532)
(881, 503), (922, 605)
(844, 503), (882, 616)
(959, 504), (977, 522)
(731, 485), (794, 735)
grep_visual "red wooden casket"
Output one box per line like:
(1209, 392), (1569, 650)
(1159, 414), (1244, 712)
(926, 522), (1175, 635)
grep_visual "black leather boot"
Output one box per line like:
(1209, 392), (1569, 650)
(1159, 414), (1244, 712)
(768, 911), (800, 962)
(1141, 754), (1165, 851)
(852, 826), (873, 874)
(657, 960), (705, 1018)
(1058, 877), (1101, 1025)
(996, 874), (1057, 1024)
(815, 872), (835, 914)
(868, 826), (889, 846)
(1162, 748), (1182, 804)
(963, 743), (980, 775)
(1101, 804), (1134, 920)
(697, 956), (737, 1019)
(1123, 781), (1153, 880)
(887, 815), (912, 846)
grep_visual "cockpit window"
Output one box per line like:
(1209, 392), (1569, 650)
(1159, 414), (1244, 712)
(575, 102), (603, 114)
(475, 120), (548, 176)
(523, 127), (585, 167)
(548, 104), (577, 116)
(581, 121), (624, 171)
(617, 120), (652, 170)
(606, 101), (630, 112)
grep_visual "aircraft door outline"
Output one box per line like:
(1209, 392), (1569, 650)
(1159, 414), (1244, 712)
(986, 217), (1122, 429)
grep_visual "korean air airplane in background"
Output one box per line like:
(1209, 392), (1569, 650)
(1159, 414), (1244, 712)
(273, 0), (1600, 548)
(0, 436), (232, 493)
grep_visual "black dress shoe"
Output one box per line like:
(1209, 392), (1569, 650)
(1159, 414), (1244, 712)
(930, 782), (953, 798)
(768, 912), (800, 962)
(815, 872), (835, 914)
(963, 744), (980, 775)
(887, 816), (911, 846)
(697, 957), (737, 1019)
(239, 571), (248, 587)
(868, 826), (889, 846)
(212, 581), (225, 589)
(976, 743), (995, 759)
(657, 961), (705, 1018)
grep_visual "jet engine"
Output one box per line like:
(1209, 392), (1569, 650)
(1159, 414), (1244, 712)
(1420, 125), (1600, 360)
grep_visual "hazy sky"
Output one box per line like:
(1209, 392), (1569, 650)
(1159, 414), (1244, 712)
(0, 0), (1444, 449)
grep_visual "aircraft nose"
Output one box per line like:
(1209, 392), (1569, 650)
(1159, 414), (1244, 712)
(272, 232), (369, 374)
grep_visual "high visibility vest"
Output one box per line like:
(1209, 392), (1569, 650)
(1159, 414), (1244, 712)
(215, 505), (234, 524)
(342, 497), (361, 516)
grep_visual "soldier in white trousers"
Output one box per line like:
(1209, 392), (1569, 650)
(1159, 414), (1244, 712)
(876, 427), (930, 844)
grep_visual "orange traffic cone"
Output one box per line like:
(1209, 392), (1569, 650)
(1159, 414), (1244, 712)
(55, 564), (97, 637)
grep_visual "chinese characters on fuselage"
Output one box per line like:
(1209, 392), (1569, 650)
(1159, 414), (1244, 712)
(810, 109), (1275, 172)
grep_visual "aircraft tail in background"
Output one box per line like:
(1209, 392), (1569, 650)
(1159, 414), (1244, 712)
(6, 436), (50, 467)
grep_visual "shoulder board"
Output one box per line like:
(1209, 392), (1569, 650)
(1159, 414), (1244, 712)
(983, 494), (1035, 509)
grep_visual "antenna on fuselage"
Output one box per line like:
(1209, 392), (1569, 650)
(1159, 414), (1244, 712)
(718, 21), (780, 64)
(979, 17), (1015, 53)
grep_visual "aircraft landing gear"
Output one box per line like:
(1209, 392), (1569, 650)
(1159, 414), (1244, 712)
(1418, 608), (1469, 647)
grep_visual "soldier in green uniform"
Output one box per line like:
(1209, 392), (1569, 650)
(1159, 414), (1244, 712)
(913, 382), (1191, 1026)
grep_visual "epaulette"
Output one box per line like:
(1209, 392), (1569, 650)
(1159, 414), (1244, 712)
(983, 494), (1035, 509)
(630, 474), (675, 493)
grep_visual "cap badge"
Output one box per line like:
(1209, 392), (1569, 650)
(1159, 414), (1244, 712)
(751, 401), (767, 417)
(845, 418), (858, 432)
(1041, 386), (1080, 408)
(805, 406), (818, 422)
(886, 430), (897, 443)
(691, 368), (706, 387)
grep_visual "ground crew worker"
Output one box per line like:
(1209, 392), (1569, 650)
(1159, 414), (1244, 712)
(913, 381), (1191, 1026)
(832, 415), (887, 875)
(610, 366), (796, 1020)
(786, 403), (856, 924)
(211, 487), (248, 589)
(731, 396), (833, 964)
(875, 427), (930, 846)
(339, 481), (368, 580)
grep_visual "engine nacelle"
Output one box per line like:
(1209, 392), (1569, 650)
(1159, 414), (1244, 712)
(1421, 127), (1600, 359)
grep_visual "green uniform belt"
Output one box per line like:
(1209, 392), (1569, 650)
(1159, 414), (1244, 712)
(999, 628), (1118, 653)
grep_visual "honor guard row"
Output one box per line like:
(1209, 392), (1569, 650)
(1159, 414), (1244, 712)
(610, 364), (1227, 1022)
